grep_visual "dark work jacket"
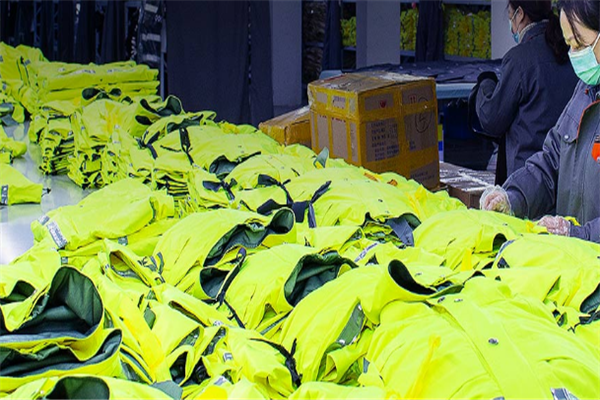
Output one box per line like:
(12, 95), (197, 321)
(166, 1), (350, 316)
(476, 22), (578, 177)
(504, 81), (600, 243)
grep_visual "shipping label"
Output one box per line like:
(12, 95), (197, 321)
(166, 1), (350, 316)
(366, 118), (400, 162)
(332, 95), (347, 110)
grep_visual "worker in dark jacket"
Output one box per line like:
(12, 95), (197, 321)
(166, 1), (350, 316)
(481, 0), (600, 244)
(473, 0), (578, 184)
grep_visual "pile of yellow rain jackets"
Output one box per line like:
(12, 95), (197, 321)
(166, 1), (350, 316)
(0, 43), (46, 116)
(29, 101), (78, 174)
(3, 187), (599, 399)
(0, 42), (159, 114)
(1, 42), (160, 179)
(2, 43), (600, 399)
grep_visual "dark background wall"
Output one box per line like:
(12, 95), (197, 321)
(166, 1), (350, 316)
(166, 1), (274, 126)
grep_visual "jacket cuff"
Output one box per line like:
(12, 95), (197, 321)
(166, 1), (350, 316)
(477, 71), (499, 85)
(569, 220), (600, 244)
(478, 79), (497, 97)
(506, 190), (526, 218)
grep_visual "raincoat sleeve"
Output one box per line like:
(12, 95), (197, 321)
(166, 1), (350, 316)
(475, 52), (523, 138)
(503, 116), (562, 219)
(570, 219), (600, 244)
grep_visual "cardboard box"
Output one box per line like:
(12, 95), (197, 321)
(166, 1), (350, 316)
(439, 162), (495, 208)
(308, 71), (440, 189)
(259, 106), (312, 147)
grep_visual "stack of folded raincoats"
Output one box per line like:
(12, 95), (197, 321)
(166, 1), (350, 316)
(28, 101), (78, 174)
(0, 42), (159, 115)
(27, 60), (159, 112)
(0, 42), (47, 115)
(0, 42), (47, 126)
(67, 99), (122, 188)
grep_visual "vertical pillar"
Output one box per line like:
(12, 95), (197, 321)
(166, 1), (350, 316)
(271, 0), (303, 114)
(491, 0), (515, 59)
(357, 0), (400, 69)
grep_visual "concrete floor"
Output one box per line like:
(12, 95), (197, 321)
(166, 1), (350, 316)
(0, 124), (94, 264)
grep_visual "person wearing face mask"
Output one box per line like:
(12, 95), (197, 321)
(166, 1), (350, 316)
(470, 0), (578, 185)
(481, 0), (600, 244)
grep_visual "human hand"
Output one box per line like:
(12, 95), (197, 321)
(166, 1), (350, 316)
(537, 215), (571, 236)
(480, 185), (511, 214)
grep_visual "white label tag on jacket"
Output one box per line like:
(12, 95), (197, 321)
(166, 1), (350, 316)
(0, 185), (8, 205)
(46, 221), (68, 249)
(38, 214), (50, 225)
(214, 376), (230, 387)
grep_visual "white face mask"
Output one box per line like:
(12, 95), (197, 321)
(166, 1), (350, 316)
(568, 33), (600, 86)
(509, 7), (521, 43)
